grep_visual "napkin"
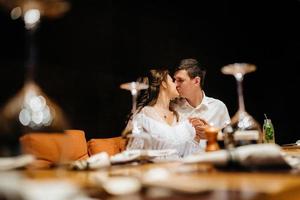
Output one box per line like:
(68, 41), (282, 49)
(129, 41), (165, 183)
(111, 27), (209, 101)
(183, 144), (291, 169)
(110, 149), (178, 164)
(0, 154), (35, 170)
(71, 149), (179, 170)
(70, 152), (110, 170)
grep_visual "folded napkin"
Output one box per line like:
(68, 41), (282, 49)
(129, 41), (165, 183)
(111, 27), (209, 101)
(183, 144), (292, 169)
(0, 154), (35, 170)
(110, 149), (178, 164)
(70, 152), (111, 170)
(70, 149), (178, 170)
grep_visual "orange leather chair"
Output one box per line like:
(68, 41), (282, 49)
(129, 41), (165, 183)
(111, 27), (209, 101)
(19, 130), (89, 169)
(87, 137), (126, 156)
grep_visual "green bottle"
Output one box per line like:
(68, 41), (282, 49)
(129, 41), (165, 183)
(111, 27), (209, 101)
(263, 119), (275, 143)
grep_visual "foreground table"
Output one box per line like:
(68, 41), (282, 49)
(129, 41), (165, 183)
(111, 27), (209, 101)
(19, 160), (300, 200)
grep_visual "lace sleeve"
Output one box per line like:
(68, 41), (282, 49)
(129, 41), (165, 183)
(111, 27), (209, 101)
(175, 120), (202, 157)
(181, 140), (201, 157)
(126, 112), (154, 150)
(127, 107), (165, 150)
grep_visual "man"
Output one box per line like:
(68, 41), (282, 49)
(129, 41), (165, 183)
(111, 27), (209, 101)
(173, 58), (230, 145)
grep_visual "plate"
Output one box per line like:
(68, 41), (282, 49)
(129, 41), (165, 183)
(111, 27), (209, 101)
(110, 149), (177, 164)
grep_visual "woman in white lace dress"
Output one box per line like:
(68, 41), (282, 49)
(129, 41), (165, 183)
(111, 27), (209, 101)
(125, 69), (200, 158)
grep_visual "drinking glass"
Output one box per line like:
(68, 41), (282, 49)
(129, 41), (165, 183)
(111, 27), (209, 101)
(120, 81), (148, 114)
(120, 80), (149, 148)
(221, 63), (262, 144)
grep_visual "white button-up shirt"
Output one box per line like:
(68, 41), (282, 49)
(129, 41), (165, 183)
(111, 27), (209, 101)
(174, 93), (231, 150)
(174, 93), (231, 129)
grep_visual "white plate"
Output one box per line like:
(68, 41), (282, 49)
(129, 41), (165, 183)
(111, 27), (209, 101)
(0, 154), (35, 170)
(110, 149), (177, 164)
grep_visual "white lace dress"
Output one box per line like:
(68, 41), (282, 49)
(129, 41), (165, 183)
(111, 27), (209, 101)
(127, 106), (199, 158)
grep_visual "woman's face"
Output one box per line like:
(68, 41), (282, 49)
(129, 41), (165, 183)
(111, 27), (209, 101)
(165, 74), (179, 99)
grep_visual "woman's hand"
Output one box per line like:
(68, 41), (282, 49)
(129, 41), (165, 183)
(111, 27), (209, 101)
(189, 118), (208, 142)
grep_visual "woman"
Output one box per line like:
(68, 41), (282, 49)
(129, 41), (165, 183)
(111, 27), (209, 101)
(125, 69), (200, 158)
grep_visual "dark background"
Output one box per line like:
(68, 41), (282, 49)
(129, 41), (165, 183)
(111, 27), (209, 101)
(0, 0), (299, 144)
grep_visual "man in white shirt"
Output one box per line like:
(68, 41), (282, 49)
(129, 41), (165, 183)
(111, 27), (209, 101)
(173, 58), (231, 143)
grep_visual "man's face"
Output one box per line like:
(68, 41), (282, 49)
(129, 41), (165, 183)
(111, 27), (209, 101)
(174, 70), (196, 98)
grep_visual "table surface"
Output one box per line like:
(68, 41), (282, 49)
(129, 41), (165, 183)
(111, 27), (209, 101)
(2, 147), (298, 200)
(19, 160), (300, 200)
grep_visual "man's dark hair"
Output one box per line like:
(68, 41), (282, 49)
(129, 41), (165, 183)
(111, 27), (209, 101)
(176, 58), (206, 87)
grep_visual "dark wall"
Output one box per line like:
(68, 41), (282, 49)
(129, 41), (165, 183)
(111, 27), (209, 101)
(0, 0), (299, 144)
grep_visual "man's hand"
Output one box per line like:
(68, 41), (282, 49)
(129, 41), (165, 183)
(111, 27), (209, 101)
(189, 118), (209, 142)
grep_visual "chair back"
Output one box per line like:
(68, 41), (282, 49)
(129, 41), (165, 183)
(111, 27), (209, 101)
(87, 137), (126, 156)
(19, 130), (89, 169)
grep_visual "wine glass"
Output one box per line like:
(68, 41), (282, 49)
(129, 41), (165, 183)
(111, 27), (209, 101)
(120, 80), (148, 150)
(0, 1), (70, 157)
(221, 63), (262, 144)
(120, 81), (148, 114)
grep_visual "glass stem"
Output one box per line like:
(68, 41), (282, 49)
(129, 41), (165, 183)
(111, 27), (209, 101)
(235, 74), (245, 113)
(25, 28), (37, 82)
(132, 94), (137, 114)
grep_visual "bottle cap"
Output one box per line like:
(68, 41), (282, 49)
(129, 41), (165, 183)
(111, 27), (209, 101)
(264, 119), (272, 124)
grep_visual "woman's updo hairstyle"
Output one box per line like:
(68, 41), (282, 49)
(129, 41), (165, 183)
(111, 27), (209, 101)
(136, 69), (169, 113)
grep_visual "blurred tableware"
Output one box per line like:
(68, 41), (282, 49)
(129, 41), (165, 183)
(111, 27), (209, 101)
(101, 176), (141, 196)
(0, 154), (35, 170)
(183, 144), (291, 169)
(282, 140), (300, 147)
(221, 63), (262, 145)
(70, 152), (110, 170)
(21, 180), (86, 200)
(120, 81), (148, 113)
(110, 149), (177, 164)
(142, 172), (211, 194)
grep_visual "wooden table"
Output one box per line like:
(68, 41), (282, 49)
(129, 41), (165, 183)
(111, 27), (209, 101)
(19, 160), (300, 200)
